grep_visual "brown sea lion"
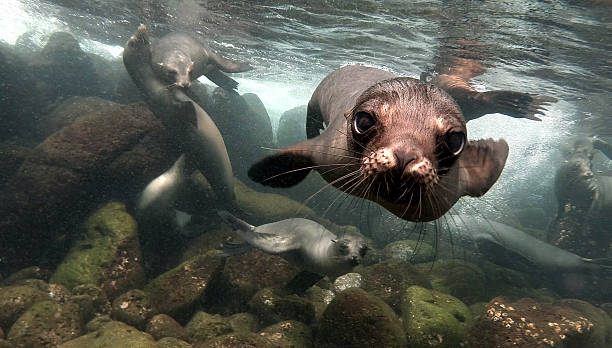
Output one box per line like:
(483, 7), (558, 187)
(248, 65), (510, 222)
(151, 32), (252, 90)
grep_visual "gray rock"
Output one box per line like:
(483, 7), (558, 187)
(277, 105), (307, 148)
(332, 272), (363, 294)
(382, 239), (435, 263)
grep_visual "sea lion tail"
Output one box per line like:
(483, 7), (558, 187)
(475, 91), (557, 121)
(583, 257), (612, 270)
(217, 210), (255, 232)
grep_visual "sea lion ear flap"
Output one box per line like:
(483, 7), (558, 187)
(458, 139), (509, 197)
(248, 141), (316, 188)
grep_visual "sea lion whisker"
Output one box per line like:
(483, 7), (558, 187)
(333, 127), (375, 153)
(320, 174), (367, 218)
(260, 163), (357, 184)
(259, 146), (362, 161)
(300, 169), (362, 210)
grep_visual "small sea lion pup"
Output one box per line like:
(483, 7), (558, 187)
(151, 31), (252, 90)
(218, 210), (369, 294)
(248, 65), (509, 222)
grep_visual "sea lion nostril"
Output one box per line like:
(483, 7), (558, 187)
(394, 149), (418, 168)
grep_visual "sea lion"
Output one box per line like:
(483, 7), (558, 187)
(248, 65), (509, 222)
(123, 25), (236, 209)
(448, 214), (612, 273)
(217, 210), (369, 293)
(421, 39), (557, 121)
(550, 136), (612, 258)
(151, 32), (252, 90)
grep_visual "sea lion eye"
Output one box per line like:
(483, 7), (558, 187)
(353, 112), (376, 134)
(444, 131), (466, 156)
(359, 245), (369, 256)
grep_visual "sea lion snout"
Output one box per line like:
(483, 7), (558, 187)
(362, 146), (439, 188)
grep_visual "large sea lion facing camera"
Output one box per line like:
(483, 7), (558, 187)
(248, 65), (509, 222)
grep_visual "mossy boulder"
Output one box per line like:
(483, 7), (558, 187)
(144, 253), (224, 322)
(0, 266), (50, 286)
(556, 298), (612, 348)
(248, 287), (315, 325)
(85, 315), (112, 332)
(72, 284), (111, 316)
(415, 259), (486, 305)
(59, 320), (155, 348)
(401, 285), (473, 348)
(50, 202), (146, 299)
(382, 239), (435, 263)
(227, 313), (258, 333)
(156, 337), (193, 348)
(259, 320), (313, 348)
(146, 314), (188, 341)
(468, 296), (606, 348)
(0, 285), (49, 331)
(358, 259), (431, 312)
(207, 248), (297, 314)
(305, 285), (335, 321)
(180, 226), (240, 263)
(316, 288), (407, 347)
(7, 300), (83, 347)
(185, 311), (233, 344)
(197, 332), (269, 348)
(111, 289), (156, 330)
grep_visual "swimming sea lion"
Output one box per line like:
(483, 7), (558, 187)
(449, 214), (612, 273)
(248, 65), (509, 222)
(217, 210), (369, 293)
(123, 25), (236, 209)
(151, 32), (252, 90)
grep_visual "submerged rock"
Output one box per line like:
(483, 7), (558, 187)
(156, 337), (193, 348)
(259, 320), (313, 348)
(0, 266), (50, 286)
(72, 284), (111, 317)
(207, 248), (297, 314)
(111, 289), (156, 331)
(248, 287), (316, 325)
(7, 300), (84, 347)
(415, 259), (487, 305)
(358, 259), (431, 312)
(0, 99), (172, 275)
(401, 285), (473, 348)
(382, 239), (435, 263)
(144, 253), (225, 322)
(0, 285), (49, 331)
(277, 105), (307, 148)
(468, 296), (609, 348)
(227, 313), (258, 333)
(198, 332), (269, 348)
(185, 311), (233, 344)
(50, 202), (145, 299)
(315, 288), (407, 347)
(39, 96), (119, 138)
(332, 272), (363, 294)
(59, 320), (155, 348)
(146, 314), (188, 341)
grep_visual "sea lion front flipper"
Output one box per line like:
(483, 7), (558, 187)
(284, 270), (324, 295)
(210, 52), (253, 73)
(473, 91), (557, 121)
(458, 138), (509, 197)
(248, 141), (317, 188)
(204, 68), (240, 90)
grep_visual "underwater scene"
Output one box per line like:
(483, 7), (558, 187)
(1, 0), (612, 347)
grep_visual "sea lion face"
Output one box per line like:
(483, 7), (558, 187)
(333, 235), (369, 267)
(153, 51), (194, 88)
(348, 78), (466, 210)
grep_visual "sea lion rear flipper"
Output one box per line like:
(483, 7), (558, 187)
(459, 139), (509, 197)
(219, 241), (253, 257)
(248, 141), (317, 188)
(217, 210), (256, 232)
(474, 91), (557, 121)
(211, 52), (253, 73)
(204, 68), (239, 90)
(284, 270), (324, 295)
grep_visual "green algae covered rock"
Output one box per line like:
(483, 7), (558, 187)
(0, 285), (49, 331)
(259, 320), (313, 348)
(383, 239), (435, 263)
(144, 253), (224, 322)
(0, 266), (50, 286)
(227, 313), (258, 333)
(316, 288), (407, 347)
(8, 300), (83, 347)
(249, 287), (315, 325)
(304, 285), (335, 321)
(401, 285), (472, 348)
(358, 259), (431, 312)
(50, 202), (145, 299)
(111, 289), (156, 330)
(415, 259), (486, 305)
(185, 311), (233, 344)
(59, 320), (155, 348)
(156, 337), (193, 348)
(197, 332), (269, 348)
(72, 284), (111, 316)
(85, 315), (112, 332)
(146, 313), (188, 341)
